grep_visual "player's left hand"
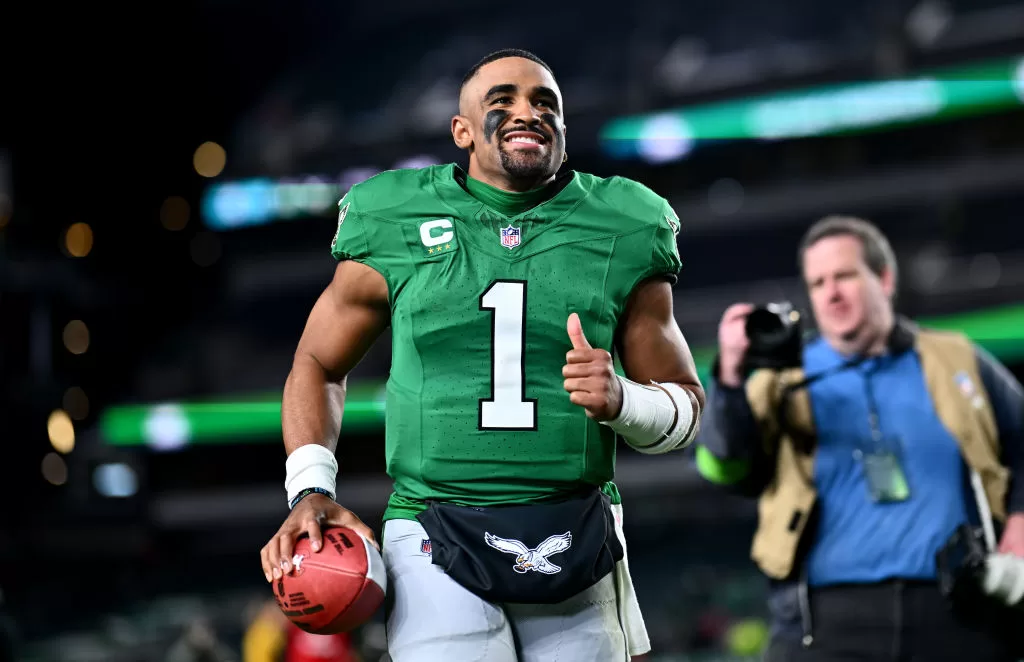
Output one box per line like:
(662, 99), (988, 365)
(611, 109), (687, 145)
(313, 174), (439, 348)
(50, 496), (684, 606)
(563, 313), (622, 421)
(998, 512), (1024, 557)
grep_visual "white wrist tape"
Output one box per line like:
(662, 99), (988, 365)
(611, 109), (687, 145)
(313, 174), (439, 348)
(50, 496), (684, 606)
(601, 376), (698, 454)
(285, 444), (339, 505)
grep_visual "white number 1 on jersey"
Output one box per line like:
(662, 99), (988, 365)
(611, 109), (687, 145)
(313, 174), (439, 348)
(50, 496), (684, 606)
(479, 280), (538, 430)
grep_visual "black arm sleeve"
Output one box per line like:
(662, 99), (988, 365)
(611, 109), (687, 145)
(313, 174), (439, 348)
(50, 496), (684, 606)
(976, 346), (1024, 514)
(694, 358), (775, 496)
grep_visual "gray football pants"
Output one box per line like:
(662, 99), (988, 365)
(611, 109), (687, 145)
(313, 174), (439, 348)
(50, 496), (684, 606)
(382, 518), (629, 662)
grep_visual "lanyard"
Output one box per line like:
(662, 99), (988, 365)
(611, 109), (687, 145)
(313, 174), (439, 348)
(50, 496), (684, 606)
(861, 369), (886, 450)
(781, 353), (892, 454)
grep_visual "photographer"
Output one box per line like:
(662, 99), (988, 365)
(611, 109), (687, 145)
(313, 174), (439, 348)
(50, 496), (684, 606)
(695, 216), (1024, 661)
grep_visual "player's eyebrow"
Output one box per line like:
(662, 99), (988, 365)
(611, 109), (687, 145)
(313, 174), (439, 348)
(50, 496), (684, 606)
(483, 84), (518, 101)
(532, 86), (560, 112)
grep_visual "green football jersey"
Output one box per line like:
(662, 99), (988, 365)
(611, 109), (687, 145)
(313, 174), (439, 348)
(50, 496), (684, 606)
(330, 164), (682, 522)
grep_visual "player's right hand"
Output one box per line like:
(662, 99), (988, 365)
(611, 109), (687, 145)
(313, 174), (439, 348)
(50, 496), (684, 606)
(718, 303), (754, 387)
(260, 493), (378, 583)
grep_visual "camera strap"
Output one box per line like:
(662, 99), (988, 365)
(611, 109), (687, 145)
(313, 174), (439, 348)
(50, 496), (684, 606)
(781, 318), (918, 397)
(969, 469), (998, 552)
(780, 354), (869, 398)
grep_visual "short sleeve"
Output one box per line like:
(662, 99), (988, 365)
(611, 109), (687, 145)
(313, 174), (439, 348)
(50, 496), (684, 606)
(330, 194), (369, 262)
(650, 200), (682, 284)
(327, 192), (404, 300)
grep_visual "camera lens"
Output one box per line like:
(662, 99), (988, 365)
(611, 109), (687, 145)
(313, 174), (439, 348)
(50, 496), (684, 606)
(741, 303), (804, 373)
(746, 309), (789, 347)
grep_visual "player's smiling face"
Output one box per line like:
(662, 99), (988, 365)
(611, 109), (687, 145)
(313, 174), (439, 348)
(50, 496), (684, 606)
(452, 57), (566, 191)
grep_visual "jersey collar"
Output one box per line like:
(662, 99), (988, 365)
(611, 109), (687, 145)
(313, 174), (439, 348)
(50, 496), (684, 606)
(433, 164), (584, 223)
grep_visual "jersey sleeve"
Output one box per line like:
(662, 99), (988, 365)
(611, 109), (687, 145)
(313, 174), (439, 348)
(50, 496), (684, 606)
(330, 193), (370, 262)
(328, 190), (406, 298)
(649, 199), (683, 284)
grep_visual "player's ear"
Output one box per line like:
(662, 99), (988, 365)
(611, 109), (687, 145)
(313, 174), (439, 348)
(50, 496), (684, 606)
(451, 115), (474, 150)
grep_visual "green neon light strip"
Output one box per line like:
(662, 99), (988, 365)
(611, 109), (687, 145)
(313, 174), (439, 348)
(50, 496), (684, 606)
(99, 302), (1024, 448)
(100, 383), (385, 448)
(599, 55), (1024, 159)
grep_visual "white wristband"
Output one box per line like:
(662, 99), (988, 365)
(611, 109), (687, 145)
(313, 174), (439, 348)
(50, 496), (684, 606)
(601, 376), (698, 454)
(285, 444), (339, 506)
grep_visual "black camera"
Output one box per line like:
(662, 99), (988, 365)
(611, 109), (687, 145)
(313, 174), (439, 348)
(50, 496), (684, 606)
(937, 524), (992, 607)
(742, 302), (804, 374)
(936, 524), (1024, 653)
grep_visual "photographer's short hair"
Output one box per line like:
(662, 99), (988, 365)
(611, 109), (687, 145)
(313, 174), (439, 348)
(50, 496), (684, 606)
(799, 215), (898, 289)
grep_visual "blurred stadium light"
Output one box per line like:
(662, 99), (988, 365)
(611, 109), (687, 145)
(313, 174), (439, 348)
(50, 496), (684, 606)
(201, 155), (442, 230)
(100, 383), (386, 448)
(601, 54), (1024, 161)
(92, 463), (139, 498)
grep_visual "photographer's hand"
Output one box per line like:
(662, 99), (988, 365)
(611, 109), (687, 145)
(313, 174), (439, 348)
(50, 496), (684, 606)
(998, 513), (1024, 557)
(718, 303), (754, 387)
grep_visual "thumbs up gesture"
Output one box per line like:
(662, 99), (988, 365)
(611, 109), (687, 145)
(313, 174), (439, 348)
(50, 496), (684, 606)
(563, 313), (623, 421)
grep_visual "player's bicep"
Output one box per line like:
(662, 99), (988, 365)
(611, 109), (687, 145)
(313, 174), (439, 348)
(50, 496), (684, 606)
(616, 278), (703, 402)
(294, 260), (390, 382)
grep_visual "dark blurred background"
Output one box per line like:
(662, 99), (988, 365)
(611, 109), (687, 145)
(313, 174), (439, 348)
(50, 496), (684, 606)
(1, 1), (1023, 660)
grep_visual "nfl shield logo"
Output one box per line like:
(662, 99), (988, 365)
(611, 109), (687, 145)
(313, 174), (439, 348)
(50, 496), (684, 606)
(955, 371), (976, 398)
(500, 225), (521, 250)
(420, 539), (432, 555)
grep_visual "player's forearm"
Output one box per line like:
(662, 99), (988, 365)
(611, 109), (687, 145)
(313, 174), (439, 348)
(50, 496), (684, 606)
(602, 375), (703, 454)
(282, 353), (346, 456)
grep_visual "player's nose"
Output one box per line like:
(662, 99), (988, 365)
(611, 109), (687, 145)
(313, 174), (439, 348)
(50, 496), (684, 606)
(509, 99), (543, 123)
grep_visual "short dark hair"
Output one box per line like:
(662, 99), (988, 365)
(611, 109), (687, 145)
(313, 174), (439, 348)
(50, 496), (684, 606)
(798, 215), (898, 288)
(460, 49), (554, 92)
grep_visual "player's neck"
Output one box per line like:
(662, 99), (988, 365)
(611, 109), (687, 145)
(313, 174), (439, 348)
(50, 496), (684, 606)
(463, 173), (556, 216)
(467, 162), (556, 192)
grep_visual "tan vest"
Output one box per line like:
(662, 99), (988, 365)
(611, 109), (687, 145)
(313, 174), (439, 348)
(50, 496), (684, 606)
(745, 328), (1008, 580)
